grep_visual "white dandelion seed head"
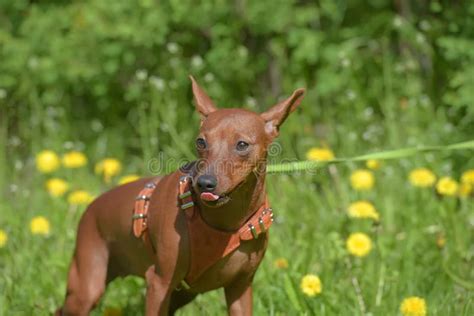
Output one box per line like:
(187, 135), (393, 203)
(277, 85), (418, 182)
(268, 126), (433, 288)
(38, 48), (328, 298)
(204, 73), (215, 82)
(14, 160), (23, 171)
(346, 90), (356, 100)
(149, 76), (165, 91)
(9, 136), (21, 147)
(238, 46), (248, 58)
(419, 20), (431, 31)
(245, 97), (257, 108)
(191, 55), (204, 68)
(63, 141), (75, 150)
(416, 33), (425, 44)
(28, 56), (39, 70)
(393, 16), (403, 28)
(363, 107), (374, 118)
(10, 184), (18, 193)
(135, 69), (148, 81)
(91, 119), (103, 132)
(167, 42), (179, 54)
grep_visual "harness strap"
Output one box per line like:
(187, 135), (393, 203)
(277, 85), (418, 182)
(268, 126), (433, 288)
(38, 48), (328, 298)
(132, 179), (160, 251)
(178, 176), (195, 218)
(178, 176), (273, 285)
(132, 174), (273, 289)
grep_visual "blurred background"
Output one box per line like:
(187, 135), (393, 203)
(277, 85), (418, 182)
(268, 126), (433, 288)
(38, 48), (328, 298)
(1, 1), (473, 315)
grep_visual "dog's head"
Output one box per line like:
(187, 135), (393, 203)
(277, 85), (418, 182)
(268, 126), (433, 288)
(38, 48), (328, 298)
(189, 76), (305, 207)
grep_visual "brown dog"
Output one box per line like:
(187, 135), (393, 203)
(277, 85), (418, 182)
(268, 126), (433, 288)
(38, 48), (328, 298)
(56, 77), (304, 315)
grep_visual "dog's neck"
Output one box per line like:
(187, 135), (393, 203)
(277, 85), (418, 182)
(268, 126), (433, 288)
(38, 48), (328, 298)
(196, 163), (267, 232)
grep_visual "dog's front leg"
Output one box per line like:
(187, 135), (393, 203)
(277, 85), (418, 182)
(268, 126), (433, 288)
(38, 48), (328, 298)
(145, 265), (176, 316)
(224, 277), (253, 316)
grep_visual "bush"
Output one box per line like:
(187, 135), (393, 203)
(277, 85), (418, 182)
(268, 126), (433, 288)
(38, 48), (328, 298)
(1, 1), (473, 166)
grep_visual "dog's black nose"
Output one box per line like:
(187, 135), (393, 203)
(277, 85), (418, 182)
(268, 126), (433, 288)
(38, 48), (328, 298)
(197, 175), (217, 192)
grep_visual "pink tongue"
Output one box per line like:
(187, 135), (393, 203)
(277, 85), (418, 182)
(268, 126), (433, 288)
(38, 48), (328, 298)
(201, 192), (220, 201)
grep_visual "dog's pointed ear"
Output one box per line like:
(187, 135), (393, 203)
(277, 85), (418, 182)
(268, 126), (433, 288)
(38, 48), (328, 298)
(190, 75), (217, 120)
(261, 88), (305, 138)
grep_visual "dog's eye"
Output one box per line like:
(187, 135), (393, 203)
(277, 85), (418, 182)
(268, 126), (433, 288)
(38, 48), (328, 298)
(236, 141), (249, 151)
(196, 138), (207, 150)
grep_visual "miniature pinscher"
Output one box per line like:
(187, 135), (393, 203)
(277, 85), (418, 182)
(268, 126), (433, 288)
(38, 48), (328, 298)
(56, 76), (305, 315)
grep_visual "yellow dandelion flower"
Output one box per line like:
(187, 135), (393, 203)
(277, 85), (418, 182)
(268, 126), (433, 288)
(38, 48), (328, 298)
(0, 229), (7, 248)
(458, 182), (472, 198)
(118, 174), (140, 185)
(436, 234), (446, 248)
(45, 178), (69, 197)
(300, 274), (322, 297)
(30, 216), (51, 235)
(274, 258), (289, 269)
(436, 177), (458, 196)
(400, 296), (427, 316)
(409, 168), (436, 187)
(103, 307), (122, 316)
(95, 158), (122, 183)
(347, 200), (379, 221)
(350, 169), (374, 191)
(306, 147), (335, 161)
(36, 150), (60, 173)
(68, 190), (94, 205)
(366, 159), (381, 170)
(346, 233), (372, 257)
(62, 151), (88, 168)
(461, 169), (474, 185)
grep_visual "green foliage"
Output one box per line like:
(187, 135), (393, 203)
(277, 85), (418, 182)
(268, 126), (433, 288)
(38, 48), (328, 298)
(1, 0), (474, 315)
(1, 0), (473, 159)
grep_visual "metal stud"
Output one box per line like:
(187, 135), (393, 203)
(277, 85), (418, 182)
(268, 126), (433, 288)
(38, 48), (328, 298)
(145, 182), (156, 188)
(258, 217), (266, 232)
(132, 213), (147, 219)
(136, 195), (150, 201)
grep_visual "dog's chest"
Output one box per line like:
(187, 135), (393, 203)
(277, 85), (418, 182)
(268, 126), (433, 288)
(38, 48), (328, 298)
(187, 234), (268, 293)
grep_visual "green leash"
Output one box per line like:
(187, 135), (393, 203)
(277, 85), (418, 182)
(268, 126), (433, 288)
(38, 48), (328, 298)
(267, 140), (474, 174)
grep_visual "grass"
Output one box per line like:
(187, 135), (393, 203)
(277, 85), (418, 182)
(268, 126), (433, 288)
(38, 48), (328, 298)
(2, 1), (474, 314)
(1, 81), (474, 315)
